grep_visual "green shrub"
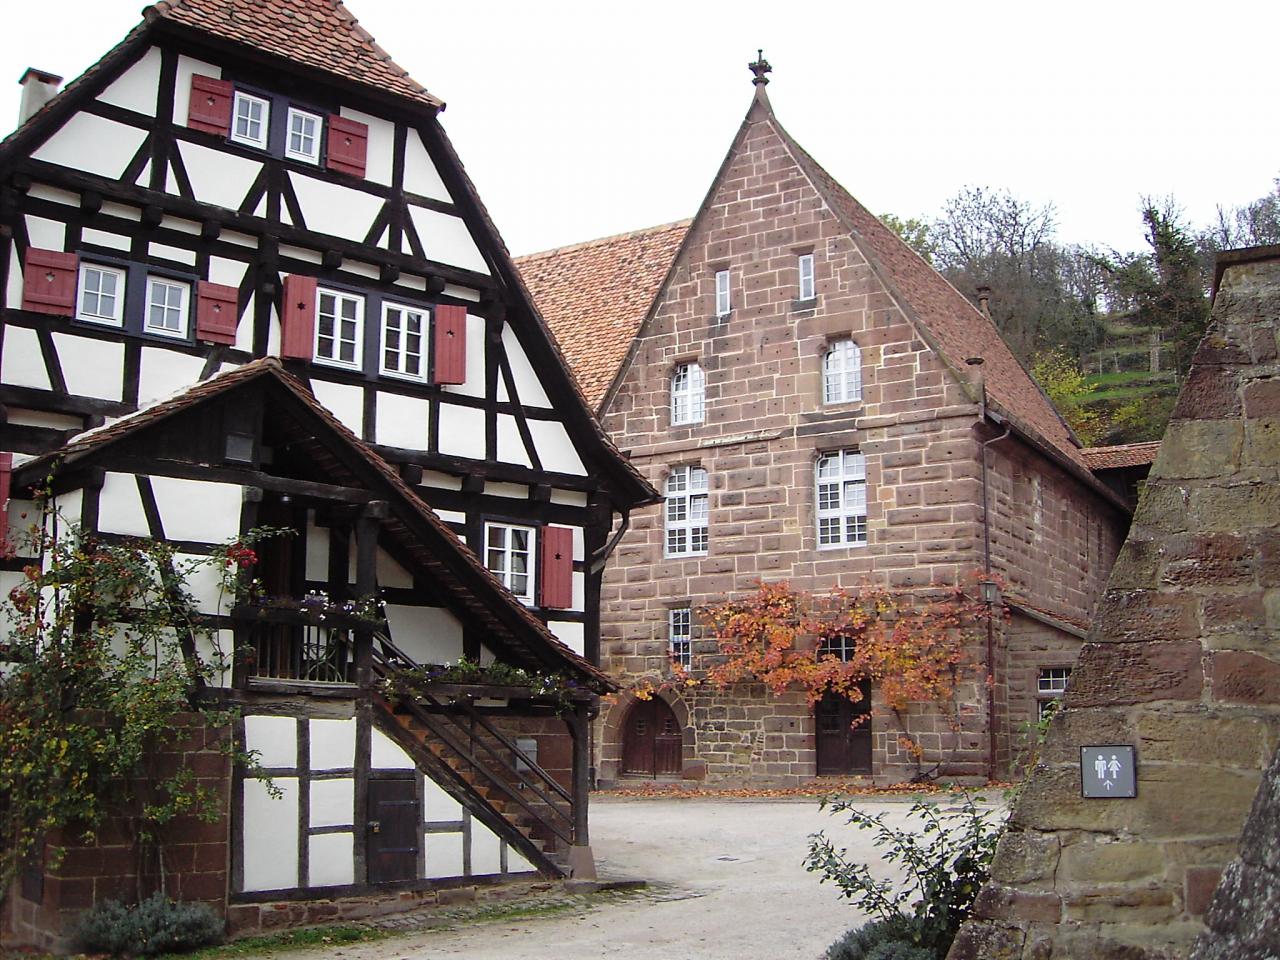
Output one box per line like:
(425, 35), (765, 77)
(73, 893), (224, 957)
(865, 942), (935, 960)
(824, 918), (921, 960)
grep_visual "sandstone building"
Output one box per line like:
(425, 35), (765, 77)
(519, 64), (1153, 785)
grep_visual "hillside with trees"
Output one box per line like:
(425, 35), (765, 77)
(887, 178), (1280, 444)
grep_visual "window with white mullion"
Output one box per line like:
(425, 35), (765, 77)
(715, 270), (731, 317)
(823, 340), (863, 404)
(77, 263), (126, 326)
(231, 91), (270, 149)
(1037, 666), (1071, 719)
(669, 608), (693, 668)
(671, 362), (706, 426)
(380, 302), (428, 381)
(285, 107), (322, 164)
(144, 277), (190, 339)
(315, 288), (364, 370)
(816, 450), (867, 549)
(665, 465), (709, 557)
(798, 253), (816, 300)
(485, 523), (536, 604)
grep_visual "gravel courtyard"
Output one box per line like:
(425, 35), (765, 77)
(294, 794), (1001, 960)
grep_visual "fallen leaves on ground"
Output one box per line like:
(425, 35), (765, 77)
(602, 779), (1014, 799)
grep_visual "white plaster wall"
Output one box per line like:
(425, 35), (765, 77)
(6, 247), (23, 309)
(280, 244), (322, 265)
(339, 259), (379, 280)
(52, 333), (124, 401)
(207, 256), (248, 290)
(549, 489), (588, 507)
(193, 628), (233, 688)
(420, 471), (462, 491)
(289, 173), (383, 241)
(149, 242), (197, 266)
(422, 774), (462, 822)
(442, 284), (480, 303)
(394, 273), (426, 292)
(548, 621), (584, 657)
(173, 55), (221, 128)
(176, 141), (262, 212)
(376, 548), (413, 589)
(244, 715), (298, 768)
(384, 604), (463, 665)
(161, 216), (201, 236)
(98, 46), (161, 116)
(496, 414), (531, 468)
(151, 476), (240, 542)
(437, 404), (485, 460)
(498, 326), (551, 407)
(471, 820), (503, 876)
(82, 227), (132, 252)
(98, 471), (150, 537)
(309, 718), (356, 771)
(424, 832), (465, 880)
(6, 498), (39, 556)
(483, 482), (528, 500)
(176, 551), (231, 616)
(371, 727), (415, 770)
(138, 347), (206, 406)
(432, 508), (465, 525)
(374, 391), (430, 450)
(25, 215), (64, 250)
(307, 833), (354, 887)
(508, 847), (535, 873)
(27, 184), (78, 207)
(1, 327), (50, 390)
(136, 160), (152, 187)
(310, 379), (364, 437)
(309, 779), (354, 828)
(242, 776), (299, 892)
(7, 409), (79, 429)
(402, 131), (450, 202)
(528, 420), (587, 476)
(33, 113), (147, 181)
(339, 107), (394, 187)
(408, 206), (488, 275)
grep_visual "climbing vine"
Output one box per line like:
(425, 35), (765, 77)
(0, 494), (285, 895)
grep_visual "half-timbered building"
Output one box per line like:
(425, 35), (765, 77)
(519, 62), (1155, 787)
(0, 0), (655, 948)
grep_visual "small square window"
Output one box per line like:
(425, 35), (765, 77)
(315, 288), (364, 370)
(144, 277), (190, 339)
(76, 263), (126, 326)
(380, 302), (428, 381)
(285, 107), (322, 164)
(798, 254), (816, 301)
(231, 91), (270, 149)
(715, 270), (731, 317)
(485, 522), (536, 604)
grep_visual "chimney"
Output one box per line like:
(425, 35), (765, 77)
(18, 68), (62, 125)
(975, 285), (992, 320)
(965, 356), (986, 411)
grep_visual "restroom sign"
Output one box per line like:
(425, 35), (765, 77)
(1080, 745), (1136, 798)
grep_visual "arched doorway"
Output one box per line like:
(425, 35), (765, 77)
(621, 698), (683, 778)
(815, 682), (872, 775)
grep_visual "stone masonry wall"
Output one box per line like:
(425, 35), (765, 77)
(951, 253), (1280, 960)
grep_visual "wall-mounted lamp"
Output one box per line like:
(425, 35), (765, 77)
(979, 579), (1001, 606)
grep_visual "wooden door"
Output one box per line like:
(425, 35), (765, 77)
(367, 778), (419, 884)
(815, 684), (872, 775)
(621, 699), (682, 778)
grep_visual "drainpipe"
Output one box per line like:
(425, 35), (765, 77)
(589, 508), (630, 576)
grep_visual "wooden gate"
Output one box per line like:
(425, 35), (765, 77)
(815, 684), (872, 775)
(621, 698), (683, 778)
(367, 777), (419, 883)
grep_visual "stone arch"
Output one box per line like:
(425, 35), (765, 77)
(598, 688), (695, 784)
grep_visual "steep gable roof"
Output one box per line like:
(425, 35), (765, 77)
(15, 358), (613, 689)
(516, 221), (690, 410)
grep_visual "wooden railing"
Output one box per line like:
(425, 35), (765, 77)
(234, 602), (361, 683)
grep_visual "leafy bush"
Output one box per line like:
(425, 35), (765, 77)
(824, 918), (922, 960)
(72, 894), (224, 957)
(806, 793), (1002, 957)
(865, 942), (935, 960)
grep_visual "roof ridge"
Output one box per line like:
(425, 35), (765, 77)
(515, 219), (693, 262)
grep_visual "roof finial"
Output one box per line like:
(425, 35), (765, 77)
(749, 49), (771, 86)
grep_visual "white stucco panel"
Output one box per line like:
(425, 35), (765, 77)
(193, 628), (233, 688)
(289, 172), (383, 241)
(51, 333), (124, 401)
(307, 833), (354, 888)
(528, 420), (587, 476)
(177, 140), (263, 213)
(148, 242), (197, 266)
(207, 255), (248, 290)
(470, 820), (503, 876)
(371, 726), (415, 770)
(424, 832), (465, 880)
(310, 379), (364, 436)
(242, 776), (298, 892)
(304, 513), (330, 582)
(384, 604), (463, 666)
(498, 325), (551, 407)
(436, 403), (485, 460)
(98, 45), (161, 116)
(408, 206), (488, 275)
(244, 715), (298, 768)
(403, 130), (451, 202)
(1, 327), (48, 390)
(97, 472), (149, 537)
(33, 113), (147, 181)
(176, 551), (231, 617)
(508, 847), (535, 874)
(496, 414), (531, 468)
(548, 620), (585, 657)
(173, 55), (221, 127)
(81, 227), (132, 252)
(376, 548), (413, 589)
(374, 391), (431, 451)
(150, 476), (241, 543)
(235, 293), (257, 352)
(27, 184), (78, 207)
(339, 107), (394, 186)
(138, 347), (206, 406)
(422, 773), (462, 822)
(25, 215), (65, 251)
(309, 778), (354, 828)
(6, 247), (23, 310)
(309, 718), (356, 771)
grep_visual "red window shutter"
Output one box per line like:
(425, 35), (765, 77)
(195, 281), (240, 344)
(280, 275), (317, 359)
(326, 116), (368, 178)
(539, 526), (574, 609)
(21, 248), (78, 315)
(0, 452), (12, 548)
(433, 304), (467, 385)
(188, 75), (233, 135)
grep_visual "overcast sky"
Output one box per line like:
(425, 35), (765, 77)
(3, 1), (1277, 258)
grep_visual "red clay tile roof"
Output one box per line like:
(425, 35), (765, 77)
(516, 221), (691, 410)
(148, 0), (442, 107)
(1081, 441), (1161, 471)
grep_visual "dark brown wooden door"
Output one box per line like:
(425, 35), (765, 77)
(621, 699), (683, 778)
(816, 684), (872, 775)
(367, 778), (419, 884)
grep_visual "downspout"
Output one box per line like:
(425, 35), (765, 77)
(589, 508), (631, 575)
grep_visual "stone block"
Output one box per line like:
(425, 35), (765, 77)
(1136, 712), (1267, 768)
(1183, 866), (1222, 917)
(1063, 885), (1177, 924)
(1190, 483), (1280, 533)
(1064, 640), (1204, 707)
(1159, 421), (1242, 478)
(1173, 366), (1242, 420)
(973, 884), (1062, 923)
(988, 829), (1061, 887)
(1209, 651), (1280, 705)
(1058, 839), (1164, 885)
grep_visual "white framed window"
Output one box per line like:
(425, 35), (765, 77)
(715, 269), (731, 317)
(665, 465), (709, 557)
(380, 302), (428, 381)
(671, 361), (705, 426)
(76, 263), (126, 326)
(1037, 667), (1071, 720)
(144, 277), (190, 339)
(823, 340), (863, 405)
(230, 91), (270, 149)
(669, 608), (693, 668)
(816, 450), (867, 549)
(485, 523), (536, 604)
(315, 288), (364, 370)
(285, 107), (322, 164)
(798, 253), (816, 301)
(820, 634), (856, 662)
